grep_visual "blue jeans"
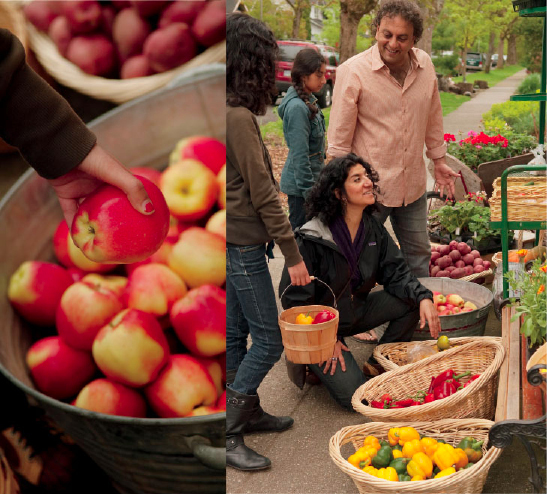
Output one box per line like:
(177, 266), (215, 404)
(373, 193), (430, 278)
(287, 195), (307, 231)
(226, 243), (284, 396)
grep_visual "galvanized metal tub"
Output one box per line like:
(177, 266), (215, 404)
(0, 65), (226, 494)
(411, 277), (494, 341)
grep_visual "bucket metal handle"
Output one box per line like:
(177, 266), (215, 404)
(190, 437), (226, 470)
(279, 276), (337, 309)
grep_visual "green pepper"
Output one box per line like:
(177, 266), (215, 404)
(433, 465), (441, 475)
(389, 457), (410, 475)
(398, 473), (412, 482)
(456, 437), (484, 463)
(372, 445), (394, 469)
(380, 440), (390, 448)
(392, 444), (403, 451)
(463, 462), (475, 469)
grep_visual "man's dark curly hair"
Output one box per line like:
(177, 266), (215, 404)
(373, 0), (423, 42)
(305, 153), (380, 225)
(226, 13), (278, 116)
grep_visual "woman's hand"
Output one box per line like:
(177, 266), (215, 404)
(47, 144), (154, 228)
(321, 340), (349, 376)
(419, 298), (441, 339)
(287, 260), (311, 286)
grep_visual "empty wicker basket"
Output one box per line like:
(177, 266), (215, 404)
(352, 338), (505, 421)
(490, 176), (547, 222)
(329, 419), (502, 494)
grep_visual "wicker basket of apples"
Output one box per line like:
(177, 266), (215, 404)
(0, 71), (225, 494)
(429, 241), (493, 285)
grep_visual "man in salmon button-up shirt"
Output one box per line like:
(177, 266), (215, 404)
(327, 0), (458, 287)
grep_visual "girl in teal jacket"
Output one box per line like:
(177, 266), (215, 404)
(279, 48), (327, 230)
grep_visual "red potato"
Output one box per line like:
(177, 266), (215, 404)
(130, 1), (169, 18)
(483, 261), (491, 270)
(113, 8), (151, 63)
(437, 256), (452, 269)
(66, 35), (117, 76)
(63, 1), (102, 34)
(449, 240), (458, 250)
(457, 242), (472, 255)
(464, 265), (474, 276)
(445, 266), (456, 273)
(474, 265), (486, 273)
(455, 260), (465, 269)
(450, 268), (466, 279)
(48, 16), (72, 56)
(191, 0), (226, 47)
(101, 5), (117, 38)
(462, 253), (475, 265)
(24, 1), (59, 31)
(121, 55), (155, 79)
(159, 1), (206, 28)
(112, 1), (132, 10)
(144, 23), (197, 72)
(473, 257), (484, 267)
(430, 251), (441, 263)
(436, 270), (450, 278)
(448, 250), (461, 262)
(438, 244), (450, 256)
(470, 250), (481, 259)
(430, 266), (440, 277)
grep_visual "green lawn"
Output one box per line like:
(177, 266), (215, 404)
(451, 64), (524, 86)
(440, 92), (470, 116)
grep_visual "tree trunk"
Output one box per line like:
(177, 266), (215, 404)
(292, 7), (303, 38)
(415, 0), (445, 56)
(497, 36), (505, 69)
(417, 24), (433, 55)
(484, 30), (496, 74)
(507, 33), (518, 65)
(339, 0), (376, 63)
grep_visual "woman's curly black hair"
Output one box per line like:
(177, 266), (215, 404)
(305, 153), (380, 225)
(291, 48), (326, 121)
(373, 0), (423, 42)
(226, 13), (278, 116)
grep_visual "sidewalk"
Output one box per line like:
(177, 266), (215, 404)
(226, 69), (540, 494)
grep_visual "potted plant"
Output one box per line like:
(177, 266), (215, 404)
(428, 192), (513, 253)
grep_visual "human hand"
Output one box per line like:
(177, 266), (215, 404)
(287, 261), (311, 286)
(433, 158), (459, 199)
(420, 298), (441, 339)
(321, 340), (348, 375)
(47, 144), (154, 228)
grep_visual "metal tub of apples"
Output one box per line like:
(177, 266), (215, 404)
(0, 66), (226, 494)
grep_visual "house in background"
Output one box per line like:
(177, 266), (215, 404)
(310, 2), (324, 41)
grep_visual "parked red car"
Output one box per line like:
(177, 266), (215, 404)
(275, 40), (339, 108)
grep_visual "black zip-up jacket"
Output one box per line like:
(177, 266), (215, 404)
(279, 214), (433, 338)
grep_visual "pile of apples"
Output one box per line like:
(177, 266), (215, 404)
(23, 0), (226, 78)
(429, 241), (492, 281)
(7, 136), (227, 419)
(432, 291), (478, 316)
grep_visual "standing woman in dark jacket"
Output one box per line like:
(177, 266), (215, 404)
(279, 154), (440, 410)
(226, 13), (310, 471)
(278, 48), (327, 230)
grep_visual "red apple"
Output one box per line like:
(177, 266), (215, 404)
(217, 164), (226, 209)
(205, 209), (226, 239)
(81, 273), (128, 298)
(193, 356), (224, 397)
(160, 160), (218, 221)
(92, 309), (170, 387)
(130, 167), (162, 187)
(168, 227), (226, 288)
(144, 354), (217, 418)
(71, 176), (170, 264)
(8, 261), (72, 326)
(56, 280), (124, 350)
(216, 390), (226, 411)
(26, 336), (96, 400)
(170, 285), (226, 357)
(446, 293), (465, 307)
(67, 267), (87, 283)
(53, 220), (115, 273)
(124, 263), (187, 318)
(186, 405), (222, 417)
(124, 241), (175, 276)
(169, 136), (226, 175)
(73, 378), (147, 417)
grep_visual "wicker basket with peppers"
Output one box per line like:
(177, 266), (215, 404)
(329, 420), (502, 494)
(352, 338), (505, 421)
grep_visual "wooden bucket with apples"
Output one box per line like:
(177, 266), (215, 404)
(0, 69), (226, 494)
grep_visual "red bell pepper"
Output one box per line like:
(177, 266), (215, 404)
(430, 369), (471, 390)
(427, 376), (436, 394)
(391, 398), (414, 408)
(370, 400), (390, 409)
(461, 374), (481, 389)
(410, 400), (422, 406)
(312, 310), (336, 324)
(424, 393), (435, 403)
(433, 380), (458, 400)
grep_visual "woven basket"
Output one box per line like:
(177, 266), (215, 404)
(329, 419), (502, 494)
(490, 176), (547, 222)
(373, 336), (503, 372)
(25, 23), (226, 104)
(352, 338), (505, 421)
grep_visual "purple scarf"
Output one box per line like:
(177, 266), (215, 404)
(330, 215), (365, 291)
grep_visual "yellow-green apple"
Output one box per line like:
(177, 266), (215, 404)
(73, 378), (147, 417)
(124, 263), (187, 318)
(56, 280), (125, 350)
(131, 166), (162, 187)
(446, 293), (465, 308)
(216, 390), (226, 411)
(436, 305), (447, 313)
(71, 176), (170, 264)
(217, 164), (226, 209)
(186, 405), (222, 417)
(168, 136), (226, 175)
(461, 307), (474, 313)
(53, 220), (115, 273)
(26, 336), (96, 400)
(463, 301), (477, 310)
(160, 160), (218, 221)
(143, 354), (217, 418)
(168, 227), (226, 288)
(8, 261), (72, 326)
(170, 285), (226, 357)
(193, 356), (224, 397)
(432, 293), (446, 307)
(92, 308), (169, 387)
(205, 209), (225, 239)
(81, 273), (128, 298)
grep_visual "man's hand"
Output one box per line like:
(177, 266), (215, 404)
(48, 145), (154, 228)
(433, 157), (460, 199)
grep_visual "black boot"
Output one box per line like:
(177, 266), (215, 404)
(226, 387), (271, 471)
(244, 394), (294, 434)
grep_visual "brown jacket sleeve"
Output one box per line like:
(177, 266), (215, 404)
(0, 29), (96, 179)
